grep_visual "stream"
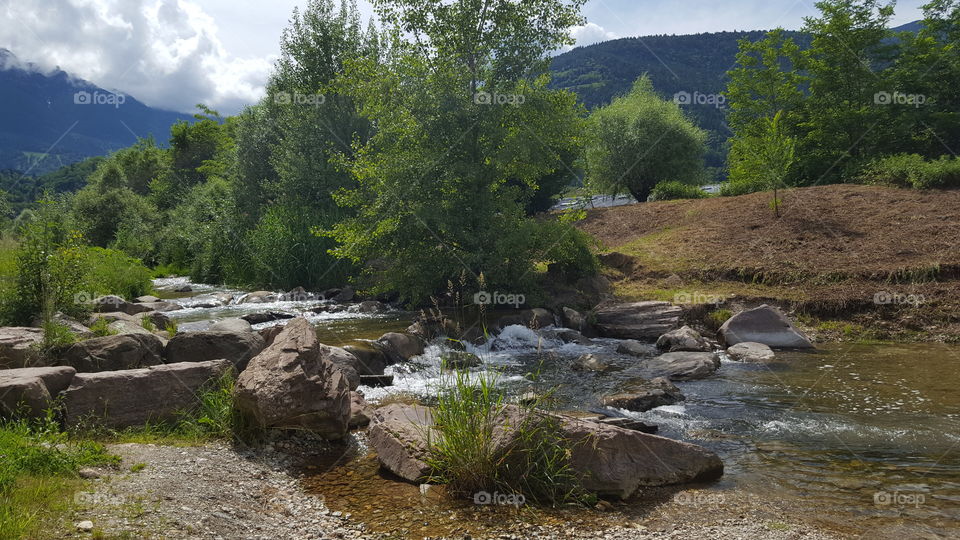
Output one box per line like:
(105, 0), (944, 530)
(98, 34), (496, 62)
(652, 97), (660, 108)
(154, 278), (960, 538)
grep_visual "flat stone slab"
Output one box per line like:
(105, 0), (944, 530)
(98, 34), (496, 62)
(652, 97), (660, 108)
(719, 304), (814, 349)
(594, 302), (682, 340)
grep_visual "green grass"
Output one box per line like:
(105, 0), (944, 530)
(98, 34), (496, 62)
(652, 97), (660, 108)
(0, 415), (119, 539)
(88, 317), (116, 337)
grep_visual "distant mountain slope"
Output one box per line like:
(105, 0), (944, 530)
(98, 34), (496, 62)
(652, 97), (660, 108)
(0, 49), (190, 175)
(549, 22), (920, 169)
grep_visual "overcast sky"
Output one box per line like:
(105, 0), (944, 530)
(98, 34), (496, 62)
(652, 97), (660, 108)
(0, 0), (928, 114)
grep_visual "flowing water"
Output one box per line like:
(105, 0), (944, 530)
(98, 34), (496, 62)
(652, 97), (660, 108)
(155, 279), (960, 538)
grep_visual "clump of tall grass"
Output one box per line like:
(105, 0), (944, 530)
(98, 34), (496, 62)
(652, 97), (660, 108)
(425, 368), (582, 505)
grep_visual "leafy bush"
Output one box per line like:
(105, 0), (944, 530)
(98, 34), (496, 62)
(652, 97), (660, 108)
(861, 154), (960, 190)
(37, 321), (77, 359)
(705, 308), (733, 331)
(719, 177), (768, 196)
(648, 181), (709, 201)
(82, 247), (152, 300)
(88, 317), (116, 337)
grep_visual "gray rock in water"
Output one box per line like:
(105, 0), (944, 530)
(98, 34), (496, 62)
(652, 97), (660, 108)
(0, 366), (76, 418)
(648, 352), (721, 381)
(561, 307), (598, 337)
(594, 302), (682, 340)
(233, 319), (351, 439)
(376, 332), (425, 363)
(239, 291), (277, 304)
(209, 318), (253, 333)
(241, 312), (294, 325)
(165, 331), (265, 371)
(616, 339), (650, 357)
(656, 325), (712, 352)
(60, 334), (165, 373)
(719, 305), (814, 349)
(571, 353), (615, 373)
(602, 377), (685, 412)
(63, 360), (232, 428)
(726, 342), (776, 362)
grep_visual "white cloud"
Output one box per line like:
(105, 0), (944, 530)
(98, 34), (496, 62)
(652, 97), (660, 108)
(559, 22), (619, 53)
(0, 0), (274, 114)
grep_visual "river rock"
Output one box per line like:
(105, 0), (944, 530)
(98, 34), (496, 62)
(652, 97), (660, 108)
(137, 301), (183, 313)
(63, 360), (232, 428)
(376, 332), (426, 363)
(602, 377), (685, 412)
(93, 295), (152, 316)
(323, 346), (362, 390)
(280, 286), (314, 302)
(648, 352), (721, 381)
(726, 342), (776, 362)
(329, 286), (355, 303)
(142, 311), (172, 330)
(349, 392), (374, 428)
(0, 366), (76, 418)
(656, 325), (712, 352)
(594, 302), (682, 340)
(561, 307), (598, 337)
(360, 374), (394, 387)
(87, 312), (137, 326)
(241, 312), (294, 325)
(239, 291), (278, 304)
(60, 334), (164, 372)
(134, 295), (160, 304)
(209, 318), (253, 333)
(234, 318), (351, 439)
(719, 305), (814, 349)
(368, 404), (436, 482)
(342, 344), (388, 376)
(352, 300), (388, 314)
(165, 331), (265, 371)
(0, 327), (44, 368)
(106, 319), (154, 337)
(616, 339), (650, 357)
(557, 329), (592, 345)
(258, 325), (285, 347)
(572, 353), (613, 373)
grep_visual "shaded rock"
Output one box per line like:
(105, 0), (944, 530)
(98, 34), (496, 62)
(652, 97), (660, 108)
(572, 353), (618, 373)
(342, 344), (388, 376)
(561, 307), (598, 337)
(557, 329), (592, 345)
(719, 304), (814, 349)
(594, 302), (682, 340)
(352, 300), (388, 314)
(616, 339), (650, 357)
(649, 352), (721, 381)
(322, 286), (354, 303)
(241, 312), (294, 325)
(602, 377), (685, 412)
(0, 327), (44, 368)
(60, 334), (164, 373)
(63, 360), (232, 428)
(258, 325), (285, 347)
(656, 325), (712, 352)
(93, 295), (151, 316)
(165, 331), (265, 371)
(376, 332), (426, 363)
(322, 346), (362, 390)
(0, 366), (76, 418)
(368, 404), (435, 482)
(233, 319), (350, 439)
(440, 351), (482, 369)
(174, 285), (193, 293)
(86, 312), (137, 326)
(360, 374), (394, 387)
(349, 391), (374, 428)
(280, 286), (314, 302)
(596, 416), (658, 434)
(239, 291), (277, 304)
(209, 318), (253, 333)
(141, 311), (172, 330)
(726, 342), (776, 362)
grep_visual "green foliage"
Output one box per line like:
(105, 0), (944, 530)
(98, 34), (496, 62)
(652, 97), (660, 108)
(37, 320), (77, 359)
(88, 317), (116, 337)
(727, 111), (797, 216)
(585, 76), (708, 203)
(82, 247), (152, 301)
(648, 181), (709, 202)
(140, 316), (155, 332)
(164, 320), (178, 336)
(861, 154), (960, 189)
(425, 369), (580, 505)
(705, 308), (733, 331)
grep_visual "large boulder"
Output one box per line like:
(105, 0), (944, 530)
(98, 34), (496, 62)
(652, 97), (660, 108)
(239, 291), (278, 304)
(209, 318), (253, 333)
(726, 342), (776, 362)
(616, 339), (650, 357)
(137, 301), (183, 313)
(342, 344), (388, 376)
(656, 326), (712, 353)
(241, 312), (294, 325)
(602, 377), (685, 412)
(571, 354), (615, 373)
(594, 302), (682, 340)
(322, 346), (362, 390)
(93, 295), (152, 316)
(369, 404), (723, 498)
(62, 360), (232, 428)
(0, 327), (44, 368)
(351, 300), (388, 314)
(59, 334), (164, 373)
(349, 392), (374, 428)
(561, 307), (598, 337)
(376, 332), (425, 363)
(233, 319), (351, 439)
(106, 319), (155, 337)
(648, 352), (721, 381)
(165, 331), (265, 371)
(0, 366), (76, 418)
(719, 305), (814, 349)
